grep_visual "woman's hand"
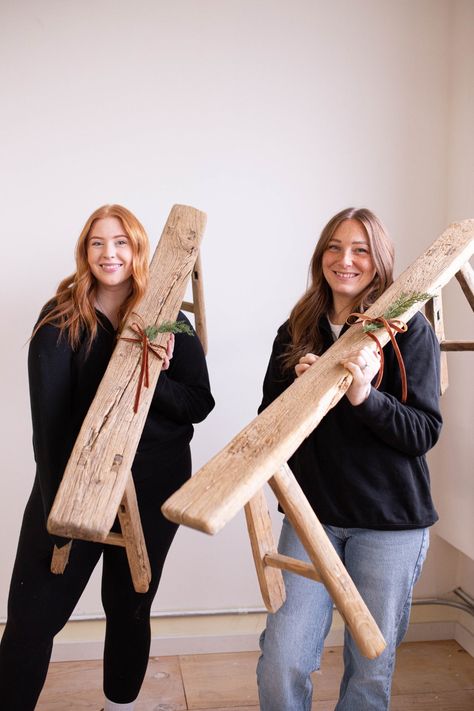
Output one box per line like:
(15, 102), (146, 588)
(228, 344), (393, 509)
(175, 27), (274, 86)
(340, 345), (381, 406)
(295, 353), (320, 377)
(161, 333), (175, 371)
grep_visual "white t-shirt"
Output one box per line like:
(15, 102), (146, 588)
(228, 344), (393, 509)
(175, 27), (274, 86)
(328, 318), (344, 341)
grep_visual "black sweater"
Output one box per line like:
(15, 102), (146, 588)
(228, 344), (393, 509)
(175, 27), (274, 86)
(259, 312), (442, 530)
(28, 311), (215, 525)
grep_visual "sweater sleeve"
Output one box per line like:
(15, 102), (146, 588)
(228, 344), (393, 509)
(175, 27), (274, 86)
(351, 312), (443, 456)
(258, 322), (295, 414)
(28, 322), (74, 527)
(150, 313), (215, 424)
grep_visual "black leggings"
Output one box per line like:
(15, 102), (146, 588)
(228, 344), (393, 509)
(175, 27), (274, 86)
(0, 456), (189, 710)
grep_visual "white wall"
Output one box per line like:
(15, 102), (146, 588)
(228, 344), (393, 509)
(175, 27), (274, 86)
(0, 0), (470, 623)
(430, 0), (474, 579)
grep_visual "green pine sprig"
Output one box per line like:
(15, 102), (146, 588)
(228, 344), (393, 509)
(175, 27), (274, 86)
(363, 292), (432, 332)
(145, 321), (194, 341)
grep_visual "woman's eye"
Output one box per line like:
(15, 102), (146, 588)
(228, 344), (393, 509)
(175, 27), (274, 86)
(116, 239), (128, 246)
(327, 245), (339, 251)
(90, 240), (102, 247)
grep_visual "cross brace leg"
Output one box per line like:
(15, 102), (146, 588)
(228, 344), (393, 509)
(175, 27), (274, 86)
(181, 250), (208, 354)
(244, 489), (286, 612)
(425, 290), (449, 393)
(455, 262), (474, 311)
(115, 474), (152, 593)
(244, 465), (387, 659)
(51, 473), (151, 593)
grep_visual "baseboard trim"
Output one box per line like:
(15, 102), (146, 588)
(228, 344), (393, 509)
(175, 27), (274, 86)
(455, 621), (474, 656)
(50, 619), (465, 662)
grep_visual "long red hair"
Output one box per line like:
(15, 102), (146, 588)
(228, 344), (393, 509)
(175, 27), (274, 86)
(34, 204), (150, 349)
(282, 207), (394, 371)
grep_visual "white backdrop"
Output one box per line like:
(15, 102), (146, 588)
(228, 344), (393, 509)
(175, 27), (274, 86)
(1, 0), (472, 619)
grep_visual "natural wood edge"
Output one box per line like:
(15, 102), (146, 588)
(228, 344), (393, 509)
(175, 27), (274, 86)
(47, 518), (110, 542)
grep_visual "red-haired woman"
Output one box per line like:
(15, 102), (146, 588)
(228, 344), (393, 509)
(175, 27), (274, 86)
(256, 208), (442, 711)
(0, 205), (215, 711)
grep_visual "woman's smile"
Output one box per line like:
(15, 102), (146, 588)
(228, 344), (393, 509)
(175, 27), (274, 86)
(99, 262), (124, 272)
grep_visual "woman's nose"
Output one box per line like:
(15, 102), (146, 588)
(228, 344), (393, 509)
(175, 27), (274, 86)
(340, 249), (353, 265)
(104, 243), (116, 258)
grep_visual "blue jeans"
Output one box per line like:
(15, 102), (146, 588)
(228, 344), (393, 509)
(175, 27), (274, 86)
(257, 517), (429, 711)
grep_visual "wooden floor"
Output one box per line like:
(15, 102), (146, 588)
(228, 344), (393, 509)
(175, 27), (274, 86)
(37, 640), (474, 710)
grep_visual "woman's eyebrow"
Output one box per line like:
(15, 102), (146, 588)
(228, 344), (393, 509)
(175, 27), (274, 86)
(89, 233), (128, 239)
(328, 238), (368, 245)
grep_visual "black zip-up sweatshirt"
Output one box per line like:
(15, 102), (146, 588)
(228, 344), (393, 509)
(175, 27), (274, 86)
(28, 310), (215, 527)
(259, 312), (442, 530)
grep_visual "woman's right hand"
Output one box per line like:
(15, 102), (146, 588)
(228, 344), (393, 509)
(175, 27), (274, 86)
(295, 353), (320, 377)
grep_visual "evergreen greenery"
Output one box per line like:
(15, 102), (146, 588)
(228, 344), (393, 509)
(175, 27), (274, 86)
(363, 292), (432, 332)
(145, 321), (194, 340)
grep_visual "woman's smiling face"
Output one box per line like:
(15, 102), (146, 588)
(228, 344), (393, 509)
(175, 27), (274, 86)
(87, 217), (133, 289)
(322, 218), (376, 306)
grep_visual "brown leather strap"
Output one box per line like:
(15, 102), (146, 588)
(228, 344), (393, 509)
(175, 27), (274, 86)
(348, 313), (408, 403)
(120, 317), (166, 413)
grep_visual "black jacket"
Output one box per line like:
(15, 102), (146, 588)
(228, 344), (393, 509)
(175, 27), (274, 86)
(28, 310), (215, 526)
(259, 312), (442, 530)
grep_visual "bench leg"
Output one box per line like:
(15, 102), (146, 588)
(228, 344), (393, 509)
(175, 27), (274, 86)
(269, 464), (386, 659)
(51, 540), (72, 574)
(245, 488), (286, 613)
(117, 475), (152, 593)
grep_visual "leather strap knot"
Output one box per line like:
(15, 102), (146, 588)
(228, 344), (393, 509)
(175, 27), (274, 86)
(348, 313), (408, 403)
(120, 316), (166, 413)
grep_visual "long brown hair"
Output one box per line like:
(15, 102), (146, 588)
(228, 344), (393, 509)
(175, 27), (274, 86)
(282, 207), (394, 371)
(34, 204), (150, 349)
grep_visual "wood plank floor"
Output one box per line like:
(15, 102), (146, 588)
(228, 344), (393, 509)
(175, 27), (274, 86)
(37, 640), (474, 710)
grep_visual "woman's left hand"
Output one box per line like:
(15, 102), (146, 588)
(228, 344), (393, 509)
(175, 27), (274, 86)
(161, 333), (175, 371)
(340, 344), (381, 406)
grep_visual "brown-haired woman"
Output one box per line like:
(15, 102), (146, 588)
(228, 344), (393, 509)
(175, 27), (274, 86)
(0, 205), (215, 711)
(256, 208), (442, 711)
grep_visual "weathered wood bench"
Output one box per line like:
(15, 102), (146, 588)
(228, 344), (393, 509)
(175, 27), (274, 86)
(162, 219), (474, 658)
(48, 204), (208, 592)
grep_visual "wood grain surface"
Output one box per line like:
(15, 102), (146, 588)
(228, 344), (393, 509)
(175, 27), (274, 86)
(48, 204), (207, 541)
